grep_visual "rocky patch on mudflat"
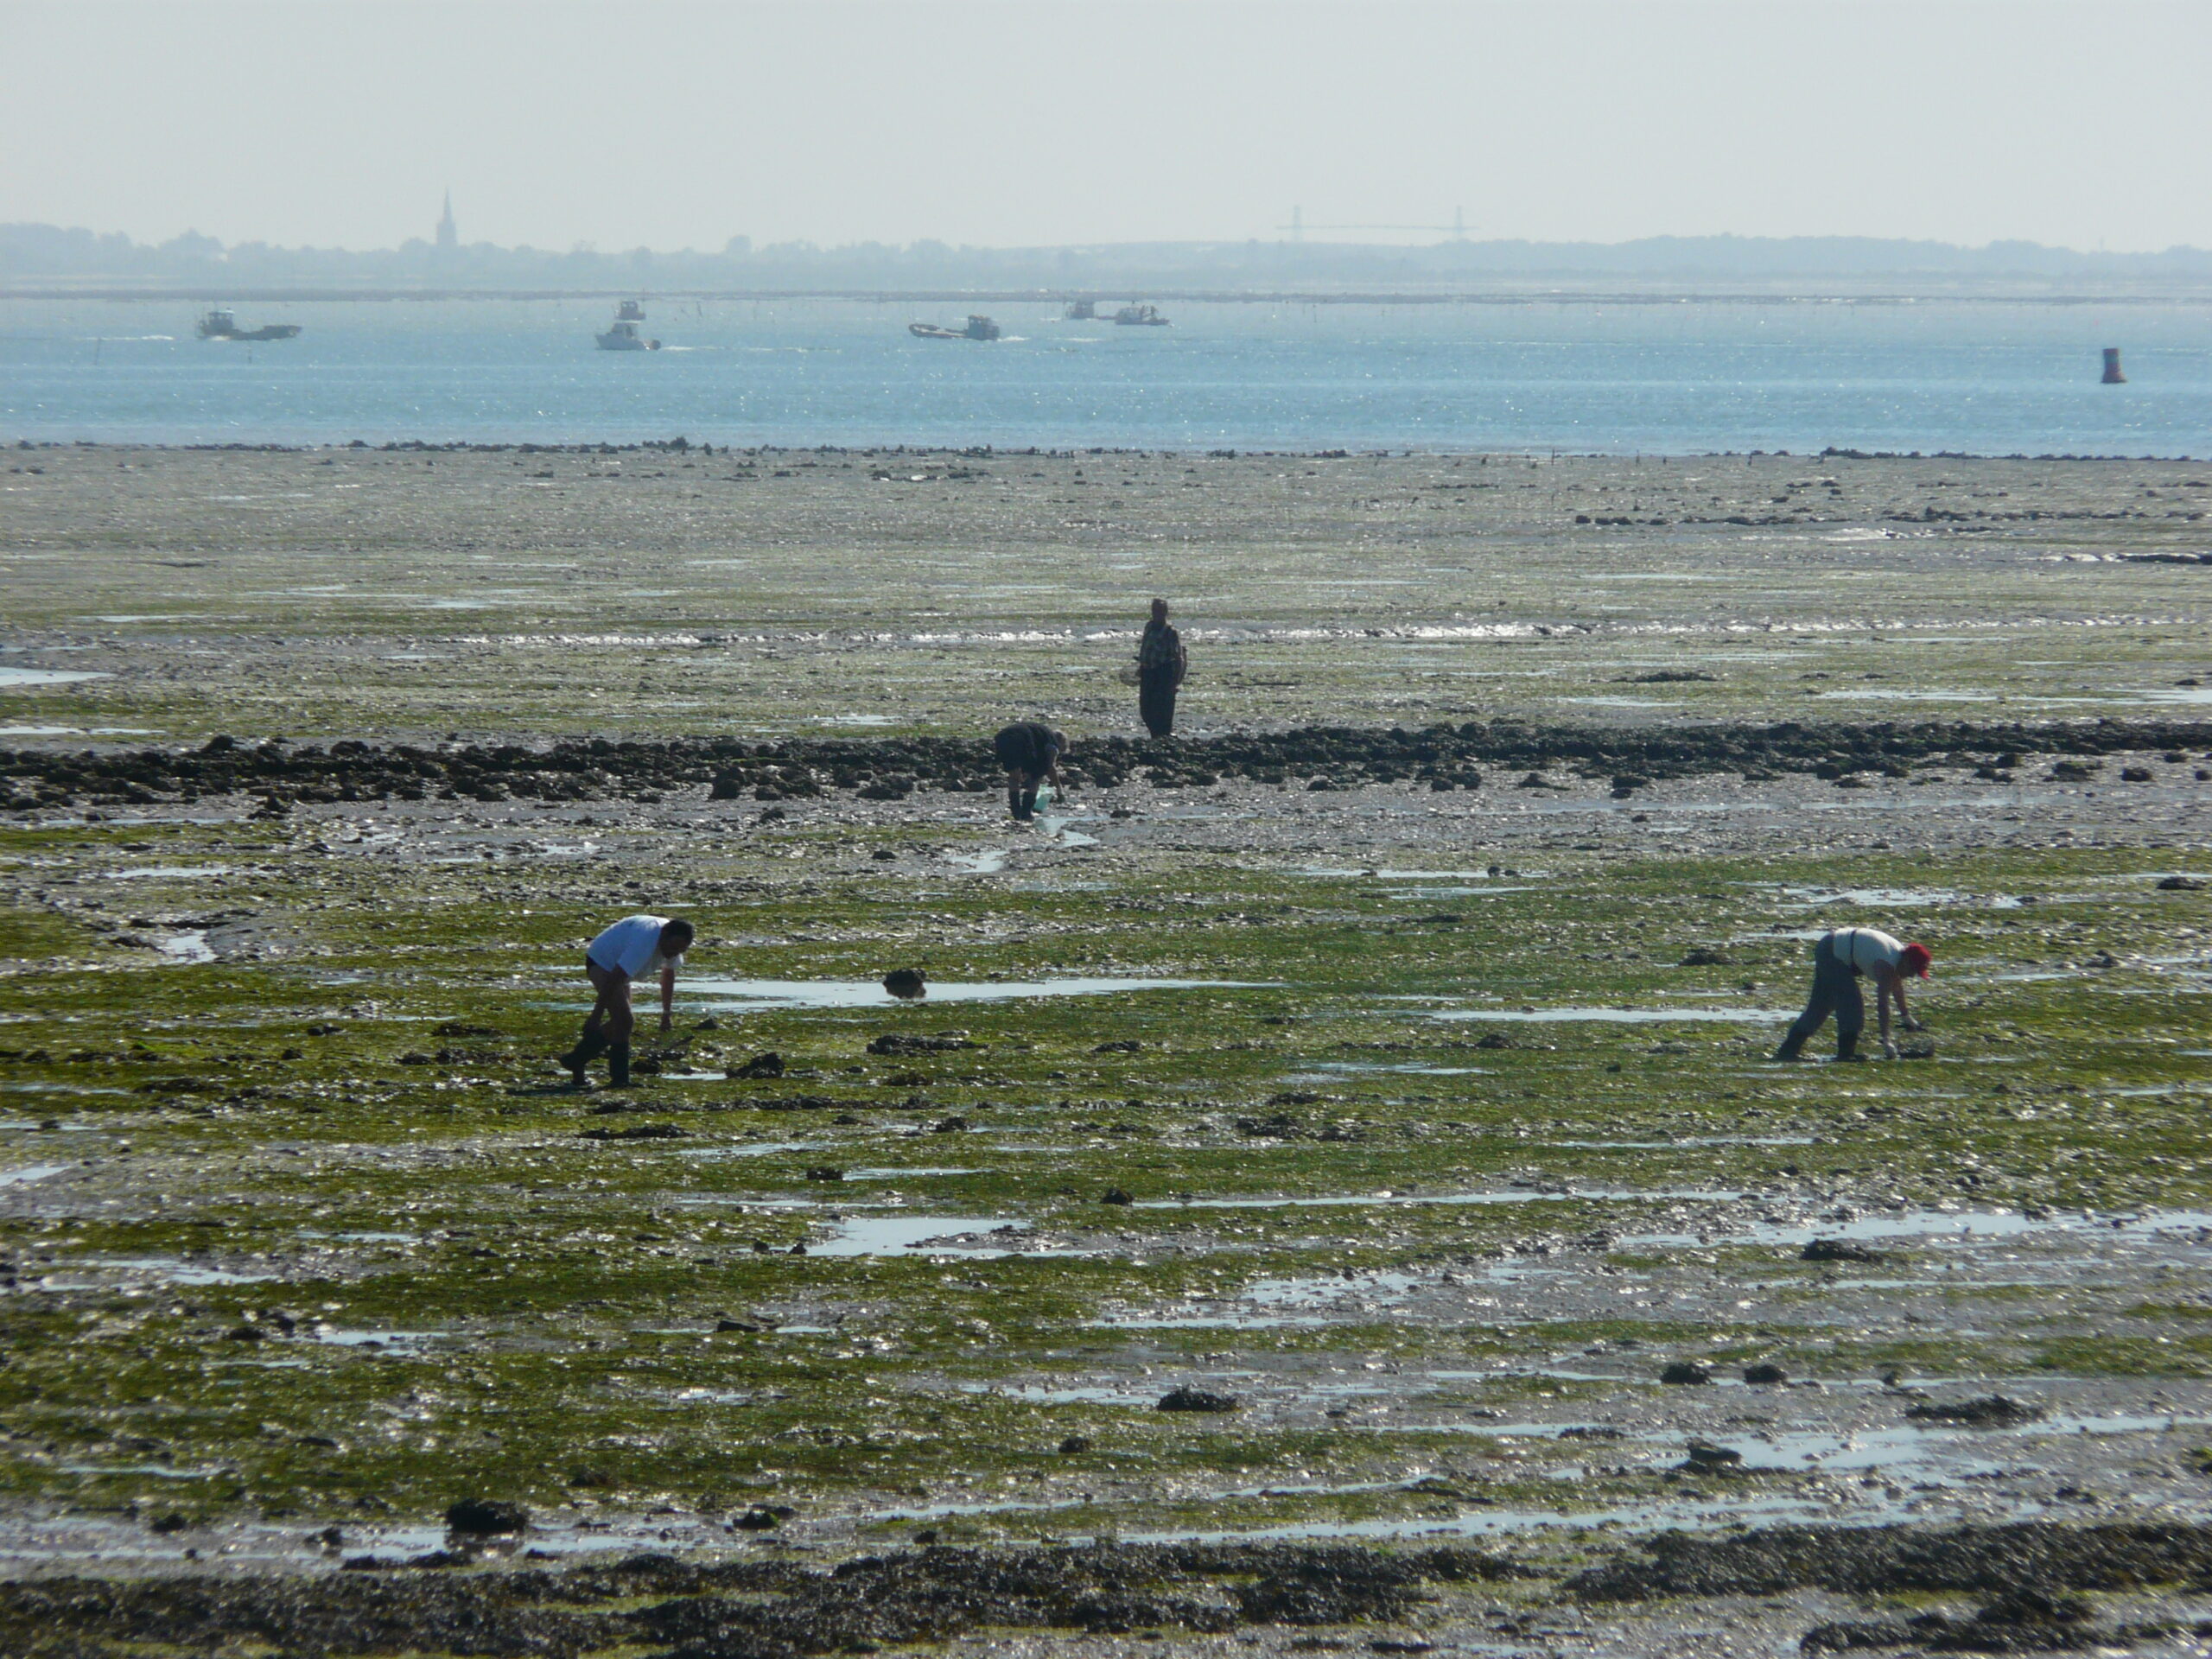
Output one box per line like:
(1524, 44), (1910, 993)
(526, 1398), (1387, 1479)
(0, 1540), (1525, 1657)
(6, 717), (2209, 812)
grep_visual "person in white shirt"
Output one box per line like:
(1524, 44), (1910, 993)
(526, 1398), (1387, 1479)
(1774, 926), (1931, 1062)
(559, 913), (694, 1087)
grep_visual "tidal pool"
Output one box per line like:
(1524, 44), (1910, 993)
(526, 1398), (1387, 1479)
(688, 976), (1275, 1010)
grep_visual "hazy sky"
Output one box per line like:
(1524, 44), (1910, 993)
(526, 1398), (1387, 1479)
(6, 1), (2209, 252)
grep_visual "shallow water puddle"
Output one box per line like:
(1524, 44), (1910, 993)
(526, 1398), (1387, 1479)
(689, 975), (1275, 1010)
(1135, 1185), (1739, 1212)
(39, 1256), (276, 1287)
(810, 1215), (1045, 1256)
(0, 665), (111, 687)
(0, 1163), (71, 1187)
(156, 931), (216, 964)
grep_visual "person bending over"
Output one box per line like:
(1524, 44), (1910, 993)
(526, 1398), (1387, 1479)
(1135, 597), (1188, 738)
(993, 721), (1069, 823)
(560, 913), (694, 1087)
(1773, 926), (1929, 1062)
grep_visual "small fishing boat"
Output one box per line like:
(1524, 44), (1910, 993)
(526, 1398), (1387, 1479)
(1064, 298), (1096, 321)
(195, 308), (301, 342)
(910, 315), (1001, 341)
(596, 301), (661, 351)
(1113, 303), (1169, 327)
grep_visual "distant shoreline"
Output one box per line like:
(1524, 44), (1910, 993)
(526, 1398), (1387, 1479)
(7, 284), (2212, 308)
(6, 438), (2205, 463)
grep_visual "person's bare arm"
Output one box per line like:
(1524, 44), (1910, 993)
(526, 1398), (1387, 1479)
(659, 961), (677, 1032)
(1893, 976), (1918, 1032)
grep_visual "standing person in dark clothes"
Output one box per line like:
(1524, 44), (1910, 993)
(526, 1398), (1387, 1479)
(1135, 597), (1188, 738)
(992, 721), (1068, 823)
(559, 913), (694, 1087)
(1773, 927), (1930, 1062)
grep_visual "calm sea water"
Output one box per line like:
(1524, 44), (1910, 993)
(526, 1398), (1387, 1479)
(4, 296), (2208, 455)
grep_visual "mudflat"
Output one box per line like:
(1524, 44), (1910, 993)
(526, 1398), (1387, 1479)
(2, 443), (2211, 1656)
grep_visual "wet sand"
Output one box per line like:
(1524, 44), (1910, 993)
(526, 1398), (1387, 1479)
(1, 446), (2210, 1655)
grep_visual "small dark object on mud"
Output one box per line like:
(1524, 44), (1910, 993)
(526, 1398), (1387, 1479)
(1102, 1187), (1135, 1205)
(1679, 946), (1733, 966)
(1660, 1361), (1713, 1385)
(444, 1497), (528, 1535)
(223, 1323), (265, 1342)
(2158, 874), (2207, 891)
(715, 1317), (772, 1333)
(1474, 1032), (1513, 1049)
(1682, 1441), (1743, 1471)
(931, 1115), (967, 1132)
(883, 967), (928, 999)
(868, 1032), (977, 1054)
(2121, 766), (2155, 782)
(578, 1123), (687, 1141)
(805, 1166), (845, 1182)
(1896, 1036), (1936, 1059)
(732, 1504), (795, 1530)
(1236, 1112), (1304, 1139)
(1094, 1039), (1144, 1052)
(1059, 1434), (1093, 1454)
(434, 1021), (498, 1038)
(1560, 1425), (1624, 1441)
(1744, 1362), (1790, 1385)
(1623, 668), (1722, 683)
(1802, 1238), (1885, 1264)
(729, 1052), (785, 1078)
(1905, 1395), (2044, 1427)
(567, 1467), (615, 1488)
(148, 1511), (191, 1534)
(1158, 1386), (1241, 1413)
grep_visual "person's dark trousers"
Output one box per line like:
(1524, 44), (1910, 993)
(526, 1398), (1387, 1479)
(560, 1026), (609, 1084)
(1775, 939), (1865, 1059)
(1139, 666), (1179, 738)
(1007, 775), (1037, 821)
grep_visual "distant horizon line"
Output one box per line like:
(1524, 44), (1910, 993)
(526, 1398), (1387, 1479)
(7, 221), (2209, 261)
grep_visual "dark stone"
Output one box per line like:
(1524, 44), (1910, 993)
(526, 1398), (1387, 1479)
(1660, 1362), (1713, 1385)
(444, 1497), (528, 1535)
(805, 1166), (845, 1182)
(1743, 1363), (1789, 1385)
(728, 1052), (785, 1078)
(1101, 1187), (1134, 1205)
(1058, 1435), (1093, 1454)
(1157, 1386), (1240, 1413)
(1802, 1238), (1885, 1263)
(882, 968), (928, 999)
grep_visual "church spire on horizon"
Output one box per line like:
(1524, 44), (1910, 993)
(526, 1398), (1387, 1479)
(435, 188), (457, 252)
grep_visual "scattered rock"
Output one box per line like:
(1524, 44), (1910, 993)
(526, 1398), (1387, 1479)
(868, 1032), (976, 1054)
(728, 1052), (785, 1079)
(1660, 1362), (1713, 1385)
(1743, 1363), (1789, 1385)
(1101, 1187), (1134, 1205)
(1058, 1435), (1093, 1454)
(2158, 874), (2206, 891)
(577, 1123), (687, 1141)
(1681, 1441), (1743, 1471)
(1679, 946), (1733, 966)
(882, 968), (928, 999)
(804, 1166), (845, 1182)
(1904, 1395), (2044, 1427)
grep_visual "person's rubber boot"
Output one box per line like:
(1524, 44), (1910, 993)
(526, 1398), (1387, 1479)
(1019, 787), (1039, 820)
(607, 1043), (632, 1088)
(559, 1028), (608, 1087)
(1007, 782), (1030, 823)
(1835, 1033), (1867, 1063)
(1770, 1033), (1806, 1063)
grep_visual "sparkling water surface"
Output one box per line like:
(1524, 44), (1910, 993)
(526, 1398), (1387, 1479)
(4, 296), (2208, 454)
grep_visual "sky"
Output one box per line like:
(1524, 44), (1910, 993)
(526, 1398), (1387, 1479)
(4, 1), (2209, 254)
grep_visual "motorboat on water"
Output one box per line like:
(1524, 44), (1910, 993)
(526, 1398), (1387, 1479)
(1113, 303), (1169, 327)
(195, 308), (301, 342)
(1064, 298), (1096, 321)
(596, 301), (661, 350)
(910, 315), (1001, 341)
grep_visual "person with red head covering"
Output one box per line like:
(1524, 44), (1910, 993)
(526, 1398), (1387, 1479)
(1773, 926), (1931, 1062)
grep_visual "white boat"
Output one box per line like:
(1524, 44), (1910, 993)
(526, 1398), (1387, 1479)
(595, 302), (660, 350)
